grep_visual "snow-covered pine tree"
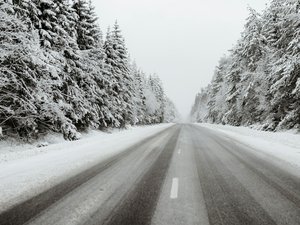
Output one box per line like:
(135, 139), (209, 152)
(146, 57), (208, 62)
(223, 55), (242, 125)
(36, 0), (56, 49)
(103, 27), (122, 127)
(79, 39), (111, 130)
(190, 87), (210, 123)
(240, 8), (264, 72)
(0, 2), (39, 138)
(11, 0), (40, 29)
(238, 9), (266, 125)
(0, 1), (79, 140)
(164, 97), (179, 123)
(147, 75), (165, 123)
(264, 0), (300, 130)
(0, 0), (177, 141)
(73, 0), (102, 50)
(190, 1), (300, 131)
(207, 57), (229, 123)
(111, 22), (134, 127)
(86, 0), (102, 48)
(130, 62), (147, 125)
(104, 23), (134, 128)
(222, 9), (264, 126)
(69, 0), (109, 131)
(73, 0), (115, 130)
(32, 0), (89, 138)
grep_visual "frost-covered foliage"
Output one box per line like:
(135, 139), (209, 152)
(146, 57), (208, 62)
(164, 97), (181, 123)
(190, 0), (300, 131)
(0, 0), (178, 141)
(130, 64), (179, 125)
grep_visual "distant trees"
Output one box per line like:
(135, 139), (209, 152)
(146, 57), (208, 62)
(0, 0), (178, 140)
(190, 0), (300, 131)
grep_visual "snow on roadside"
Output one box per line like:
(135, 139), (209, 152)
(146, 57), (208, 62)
(0, 133), (66, 163)
(198, 123), (300, 169)
(0, 125), (170, 163)
(0, 124), (173, 212)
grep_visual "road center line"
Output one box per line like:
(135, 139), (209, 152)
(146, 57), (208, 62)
(170, 178), (179, 199)
(178, 148), (181, 154)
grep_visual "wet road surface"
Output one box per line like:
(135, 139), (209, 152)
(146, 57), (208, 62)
(0, 124), (299, 225)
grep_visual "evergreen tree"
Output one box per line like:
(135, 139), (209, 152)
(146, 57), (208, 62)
(146, 75), (165, 123)
(207, 57), (228, 123)
(104, 23), (134, 127)
(190, 2), (300, 131)
(0, 0), (177, 141)
(111, 22), (134, 127)
(164, 98), (179, 123)
(0, 2), (79, 140)
(73, 0), (102, 50)
(130, 62), (147, 125)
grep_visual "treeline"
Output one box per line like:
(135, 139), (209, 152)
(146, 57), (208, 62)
(190, 0), (300, 131)
(0, 0), (179, 140)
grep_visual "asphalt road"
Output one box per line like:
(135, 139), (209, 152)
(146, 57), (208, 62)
(1, 124), (300, 225)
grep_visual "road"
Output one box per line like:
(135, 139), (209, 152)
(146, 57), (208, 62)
(0, 124), (300, 225)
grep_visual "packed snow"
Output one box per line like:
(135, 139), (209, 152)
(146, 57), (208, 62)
(0, 124), (172, 212)
(199, 123), (300, 170)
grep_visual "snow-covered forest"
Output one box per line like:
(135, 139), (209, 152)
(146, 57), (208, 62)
(190, 0), (300, 131)
(0, 0), (179, 140)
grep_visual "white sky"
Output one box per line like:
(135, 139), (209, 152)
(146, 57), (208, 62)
(93, 0), (270, 118)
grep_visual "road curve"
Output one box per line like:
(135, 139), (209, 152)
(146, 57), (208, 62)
(0, 124), (299, 225)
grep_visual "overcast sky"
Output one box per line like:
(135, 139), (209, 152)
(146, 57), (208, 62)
(93, 0), (270, 118)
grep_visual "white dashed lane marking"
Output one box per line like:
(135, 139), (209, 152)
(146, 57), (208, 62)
(170, 178), (179, 199)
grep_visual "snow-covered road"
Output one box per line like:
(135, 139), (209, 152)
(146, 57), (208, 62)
(0, 123), (299, 225)
(0, 124), (173, 213)
(199, 123), (300, 170)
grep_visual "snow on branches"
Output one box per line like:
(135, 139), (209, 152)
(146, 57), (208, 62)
(0, 0), (178, 141)
(190, 1), (300, 131)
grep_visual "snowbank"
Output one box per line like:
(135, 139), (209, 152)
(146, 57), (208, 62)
(0, 124), (173, 211)
(198, 123), (300, 169)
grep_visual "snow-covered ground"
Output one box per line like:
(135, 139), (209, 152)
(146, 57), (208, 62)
(0, 124), (172, 212)
(199, 123), (300, 169)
